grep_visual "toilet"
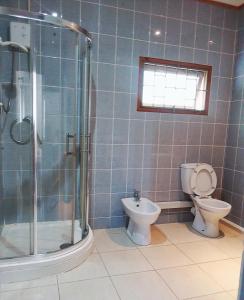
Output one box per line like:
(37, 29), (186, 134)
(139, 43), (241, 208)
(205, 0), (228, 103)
(181, 163), (231, 238)
(121, 197), (161, 245)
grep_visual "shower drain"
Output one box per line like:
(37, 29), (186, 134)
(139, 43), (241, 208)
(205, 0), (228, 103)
(60, 243), (72, 249)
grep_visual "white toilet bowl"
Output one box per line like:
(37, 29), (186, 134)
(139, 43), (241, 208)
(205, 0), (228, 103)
(121, 197), (161, 245)
(181, 163), (232, 238)
(192, 196), (231, 238)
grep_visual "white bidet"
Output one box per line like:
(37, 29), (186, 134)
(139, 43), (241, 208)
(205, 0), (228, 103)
(121, 197), (161, 245)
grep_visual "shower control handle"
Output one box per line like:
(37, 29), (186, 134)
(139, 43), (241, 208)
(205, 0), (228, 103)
(66, 133), (76, 155)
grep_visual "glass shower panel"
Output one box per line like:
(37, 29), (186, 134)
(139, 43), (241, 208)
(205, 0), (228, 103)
(0, 10), (91, 258)
(0, 16), (33, 258)
(75, 37), (91, 241)
(36, 25), (80, 253)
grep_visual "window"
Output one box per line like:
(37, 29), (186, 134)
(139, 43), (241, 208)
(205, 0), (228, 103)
(137, 57), (212, 115)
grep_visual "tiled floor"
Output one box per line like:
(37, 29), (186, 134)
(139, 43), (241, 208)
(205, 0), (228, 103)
(0, 222), (243, 300)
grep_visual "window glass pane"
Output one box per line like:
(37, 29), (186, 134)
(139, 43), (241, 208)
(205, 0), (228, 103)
(142, 85), (154, 105)
(144, 70), (154, 85)
(186, 79), (197, 99)
(176, 69), (187, 89)
(196, 90), (206, 111)
(166, 67), (176, 88)
(140, 59), (210, 114)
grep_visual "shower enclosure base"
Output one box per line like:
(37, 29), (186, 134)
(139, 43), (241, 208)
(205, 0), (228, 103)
(0, 220), (85, 258)
(0, 225), (93, 283)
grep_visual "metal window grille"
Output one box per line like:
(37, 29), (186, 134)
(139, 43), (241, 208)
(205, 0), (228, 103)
(142, 63), (208, 112)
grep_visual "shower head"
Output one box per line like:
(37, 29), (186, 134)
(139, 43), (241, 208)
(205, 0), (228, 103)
(0, 37), (29, 53)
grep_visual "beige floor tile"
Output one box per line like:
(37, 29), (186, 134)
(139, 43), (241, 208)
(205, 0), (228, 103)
(177, 240), (228, 263)
(0, 285), (59, 300)
(228, 290), (238, 299)
(91, 246), (98, 253)
(237, 233), (244, 240)
(234, 235), (243, 243)
(94, 229), (136, 252)
(101, 249), (153, 275)
(208, 236), (244, 258)
(199, 259), (241, 291)
(187, 291), (235, 299)
(59, 277), (119, 300)
(156, 223), (204, 244)
(151, 225), (172, 244)
(232, 257), (242, 266)
(219, 223), (241, 237)
(112, 270), (177, 300)
(58, 253), (108, 283)
(0, 276), (57, 292)
(156, 223), (189, 230)
(140, 244), (192, 269)
(158, 265), (223, 299)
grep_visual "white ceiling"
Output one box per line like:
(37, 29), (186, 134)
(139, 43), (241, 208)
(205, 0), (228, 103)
(211, 0), (244, 6)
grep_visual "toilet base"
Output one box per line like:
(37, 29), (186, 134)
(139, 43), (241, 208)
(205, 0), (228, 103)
(192, 219), (221, 238)
(192, 207), (221, 238)
(126, 219), (151, 245)
(191, 198), (227, 238)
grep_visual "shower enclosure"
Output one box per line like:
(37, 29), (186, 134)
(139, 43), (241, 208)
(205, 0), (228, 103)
(0, 7), (93, 282)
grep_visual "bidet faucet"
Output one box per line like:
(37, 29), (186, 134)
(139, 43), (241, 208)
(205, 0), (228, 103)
(133, 190), (140, 203)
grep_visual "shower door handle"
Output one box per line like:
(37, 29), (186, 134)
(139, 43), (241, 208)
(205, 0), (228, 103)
(66, 133), (76, 156)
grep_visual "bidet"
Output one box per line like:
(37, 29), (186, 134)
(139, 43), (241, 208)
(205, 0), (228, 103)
(121, 197), (161, 245)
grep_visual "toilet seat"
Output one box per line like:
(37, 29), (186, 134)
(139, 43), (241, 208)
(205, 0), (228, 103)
(194, 196), (231, 213)
(190, 164), (217, 197)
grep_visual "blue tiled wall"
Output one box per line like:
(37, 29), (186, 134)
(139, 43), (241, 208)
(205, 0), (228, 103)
(222, 6), (244, 228)
(0, 0), (242, 229)
(86, 0), (239, 228)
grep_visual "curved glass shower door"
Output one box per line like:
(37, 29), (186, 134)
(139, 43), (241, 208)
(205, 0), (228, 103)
(0, 9), (91, 259)
(36, 25), (78, 253)
(36, 25), (90, 254)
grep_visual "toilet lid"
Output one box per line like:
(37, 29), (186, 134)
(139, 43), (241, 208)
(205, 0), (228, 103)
(190, 164), (217, 197)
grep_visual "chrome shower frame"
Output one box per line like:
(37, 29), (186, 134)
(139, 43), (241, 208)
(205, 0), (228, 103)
(0, 6), (93, 282)
(0, 6), (92, 40)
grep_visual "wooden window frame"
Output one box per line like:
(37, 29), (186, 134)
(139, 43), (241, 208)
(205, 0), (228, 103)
(137, 56), (212, 115)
